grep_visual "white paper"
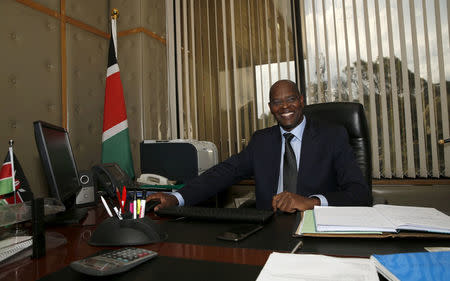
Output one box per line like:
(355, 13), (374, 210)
(314, 206), (397, 232)
(257, 252), (379, 281)
(369, 256), (399, 281)
(374, 205), (450, 234)
(425, 247), (450, 252)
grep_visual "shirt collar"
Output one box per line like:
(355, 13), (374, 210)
(279, 116), (307, 142)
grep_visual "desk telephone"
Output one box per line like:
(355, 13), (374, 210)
(91, 163), (134, 198)
(137, 174), (170, 185)
(91, 163), (172, 198)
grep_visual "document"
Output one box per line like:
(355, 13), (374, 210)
(314, 205), (450, 234)
(256, 252), (379, 281)
(425, 247), (450, 252)
(370, 251), (450, 281)
(295, 210), (381, 236)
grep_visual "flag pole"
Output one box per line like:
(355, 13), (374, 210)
(8, 140), (16, 205)
(111, 8), (119, 19)
(9, 140), (20, 236)
(111, 8), (119, 57)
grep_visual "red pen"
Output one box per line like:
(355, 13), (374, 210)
(121, 186), (127, 213)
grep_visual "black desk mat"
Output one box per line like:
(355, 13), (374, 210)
(161, 212), (300, 252)
(161, 212), (450, 257)
(38, 255), (262, 281)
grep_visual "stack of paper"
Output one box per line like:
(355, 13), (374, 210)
(370, 251), (450, 281)
(295, 210), (381, 236)
(313, 205), (450, 234)
(257, 252), (379, 281)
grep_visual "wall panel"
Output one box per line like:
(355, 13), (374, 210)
(0, 0), (168, 197)
(142, 0), (166, 36)
(66, 0), (108, 32)
(66, 24), (107, 171)
(0, 0), (61, 196)
(142, 34), (168, 140)
(115, 32), (143, 174)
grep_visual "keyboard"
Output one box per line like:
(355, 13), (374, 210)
(156, 206), (274, 224)
(0, 236), (33, 263)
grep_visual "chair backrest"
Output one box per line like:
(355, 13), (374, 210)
(303, 102), (372, 190)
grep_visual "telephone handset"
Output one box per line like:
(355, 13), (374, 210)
(137, 174), (170, 185)
(91, 163), (134, 198)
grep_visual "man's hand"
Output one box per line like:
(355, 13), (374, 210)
(146, 192), (179, 211)
(272, 192), (320, 213)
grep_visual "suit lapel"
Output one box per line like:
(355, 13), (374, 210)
(268, 126), (282, 195)
(297, 120), (318, 194)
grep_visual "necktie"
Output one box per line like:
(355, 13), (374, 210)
(283, 132), (297, 193)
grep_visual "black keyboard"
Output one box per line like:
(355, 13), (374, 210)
(155, 206), (274, 224)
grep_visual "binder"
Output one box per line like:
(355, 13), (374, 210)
(313, 205), (450, 234)
(294, 209), (450, 239)
(370, 251), (450, 281)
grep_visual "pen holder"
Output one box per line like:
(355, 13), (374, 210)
(88, 217), (168, 246)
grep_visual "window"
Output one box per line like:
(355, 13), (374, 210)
(173, 0), (297, 160)
(298, 0), (449, 178)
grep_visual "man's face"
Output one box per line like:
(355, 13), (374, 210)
(268, 82), (304, 131)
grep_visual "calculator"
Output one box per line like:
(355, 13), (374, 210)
(70, 247), (157, 276)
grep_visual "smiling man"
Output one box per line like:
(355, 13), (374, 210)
(147, 80), (372, 212)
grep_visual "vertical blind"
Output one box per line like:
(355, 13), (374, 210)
(174, 0), (296, 161)
(172, 0), (449, 179)
(298, 0), (449, 178)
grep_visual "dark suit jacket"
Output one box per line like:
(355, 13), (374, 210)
(179, 118), (372, 210)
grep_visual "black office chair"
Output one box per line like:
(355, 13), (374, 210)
(303, 102), (372, 194)
(304, 102), (388, 205)
(239, 101), (382, 208)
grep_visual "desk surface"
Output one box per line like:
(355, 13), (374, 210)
(1, 206), (450, 281)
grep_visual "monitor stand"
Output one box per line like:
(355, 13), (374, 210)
(45, 206), (89, 225)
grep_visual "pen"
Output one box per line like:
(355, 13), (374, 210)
(133, 191), (137, 219)
(121, 186), (126, 213)
(113, 206), (123, 220)
(140, 199), (146, 218)
(137, 194), (141, 217)
(290, 240), (303, 254)
(100, 195), (113, 217)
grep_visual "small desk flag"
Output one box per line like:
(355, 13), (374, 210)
(101, 14), (135, 179)
(0, 152), (33, 204)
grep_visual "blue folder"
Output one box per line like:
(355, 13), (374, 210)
(371, 251), (450, 281)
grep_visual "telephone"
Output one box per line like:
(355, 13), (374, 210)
(91, 163), (134, 198)
(137, 174), (171, 185)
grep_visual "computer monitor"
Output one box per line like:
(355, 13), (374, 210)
(33, 121), (80, 209)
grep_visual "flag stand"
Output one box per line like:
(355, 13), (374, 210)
(8, 140), (16, 205)
(8, 140), (20, 235)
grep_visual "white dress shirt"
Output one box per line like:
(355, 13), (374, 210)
(277, 117), (328, 206)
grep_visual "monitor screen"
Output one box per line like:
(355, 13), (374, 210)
(34, 121), (80, 207)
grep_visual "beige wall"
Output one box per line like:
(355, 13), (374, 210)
(0, 0), (168, 197)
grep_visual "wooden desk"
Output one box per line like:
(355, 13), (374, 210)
(0, 207), (271, 281)
(1, 206), (450, 281)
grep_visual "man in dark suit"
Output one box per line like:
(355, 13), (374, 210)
(147, 80), (372, 212)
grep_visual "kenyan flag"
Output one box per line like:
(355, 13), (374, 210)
(0, 151), (33, 204)
(101, 17), (135, 179)
(0, 153), (14, 196)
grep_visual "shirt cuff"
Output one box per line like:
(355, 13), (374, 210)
(310, 194), (328, 206)
(171, 191), (185, 206)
